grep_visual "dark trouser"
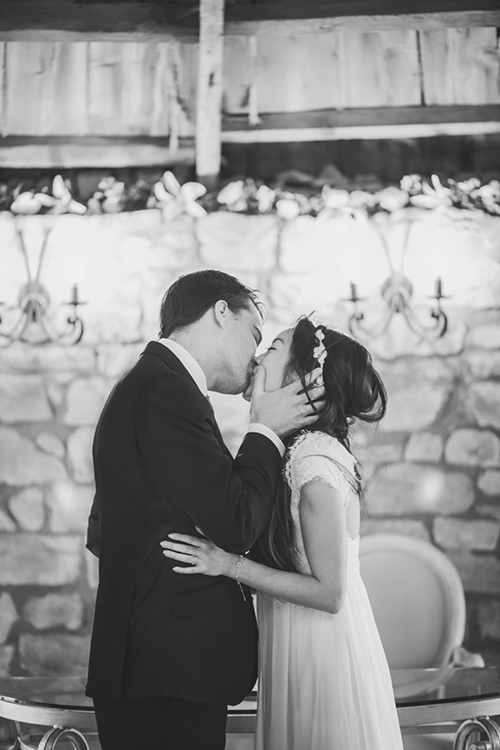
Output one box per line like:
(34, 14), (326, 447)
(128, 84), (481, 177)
(93, 695), (227, 750)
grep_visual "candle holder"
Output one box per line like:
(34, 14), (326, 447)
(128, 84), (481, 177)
(0, 226), (86, 346)
(346, 275), (448, 340)
(345, 219), (448, 341)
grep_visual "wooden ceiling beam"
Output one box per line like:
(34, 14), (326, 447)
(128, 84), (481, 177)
(0, 137), (195, 168)
(0, 0), (499, 42)
(222, 106), (500, 141)
(0, 1), (198, 43)
(224, 0), (500, 35)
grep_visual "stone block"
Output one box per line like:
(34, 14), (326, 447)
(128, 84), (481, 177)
(149, 217), (198, 270)
(0, 508), (16, 531)
(466, 325), (500, 350)
(478, 470), (500, 497)
(46, 481), (94, 533)
(0, 346), (96, 373)
(476, 600), (500, 641)
(445, 429), (500, 467)
(469, 382), (500, 430)
(0, 535), (81, 585)
(466, 352), (500, 379)
(279, 214), (376, 275)
(0, 427), (66, 485)
(269, 273), (346, 324)
(0, 645), (14, 676)
(369, 320), (466, 361)
(382, 360), (453, 432)
(366, 464), (474, 515)
(19, 634), (90, 676)
(23, 593), (84, 631)
(433, 517), (500, 551)
(9, 487), (45, 531)
(0, 593), (18, 644)
(0, 374), (52, 423)
(405, 432), (444, 462)
(67, 428), (94, 484)
(360, 519), (431, 541)
(96, 343), (144, 378)
(477, 505), (500, 522)
(448, 551), (500, 593)
(35, 432), (65, 459)
(197, 213), (278, 272)
(64, 378), (111, 426)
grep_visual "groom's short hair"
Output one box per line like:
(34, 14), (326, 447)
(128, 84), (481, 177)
(159, 270), (264, 339)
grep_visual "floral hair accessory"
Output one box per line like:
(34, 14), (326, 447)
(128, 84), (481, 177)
(312, 327), (328, 381)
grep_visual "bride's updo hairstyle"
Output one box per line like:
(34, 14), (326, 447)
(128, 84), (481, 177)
(284, 316), (387, 446)
(252, 316), (387, 573)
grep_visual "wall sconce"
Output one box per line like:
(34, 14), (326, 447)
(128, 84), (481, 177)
(347, 275), (448, 340)
(0, 227), (85, 345)
(345, 218), (448, 341)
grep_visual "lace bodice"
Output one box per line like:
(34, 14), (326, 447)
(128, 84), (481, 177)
(285, 431), (361, 578)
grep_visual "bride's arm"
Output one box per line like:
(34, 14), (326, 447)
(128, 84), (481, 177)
(161, 480), (347, 615)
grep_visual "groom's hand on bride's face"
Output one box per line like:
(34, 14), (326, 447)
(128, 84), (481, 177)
(249, 366), (325, 439)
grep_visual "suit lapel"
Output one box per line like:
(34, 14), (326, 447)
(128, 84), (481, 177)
(143, 341), (232, 458)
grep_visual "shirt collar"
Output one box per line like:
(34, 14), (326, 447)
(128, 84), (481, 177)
(158, 338), (208, 397)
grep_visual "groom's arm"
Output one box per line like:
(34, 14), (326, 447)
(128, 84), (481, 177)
(137, 379), (282, 554)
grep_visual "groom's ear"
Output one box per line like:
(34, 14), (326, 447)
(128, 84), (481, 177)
(213, 300), (229, 328)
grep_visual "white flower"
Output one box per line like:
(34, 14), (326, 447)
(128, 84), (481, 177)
(312, 329), (327, 368)
(276, 197), (300, 220)
(10, 191), (56, 214)
(377, 186), (409, 212)
(400, 174), (422, 194)
(321, 186), (350, 209)
(217, 181), (245, 207)
(154, 171), (207, 220)
(409, 174), (452, 210)
(49, 175), (86, 215)
(256, 185), (275, 213)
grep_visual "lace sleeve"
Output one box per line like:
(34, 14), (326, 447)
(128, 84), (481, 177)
(286, 432), (357, 509)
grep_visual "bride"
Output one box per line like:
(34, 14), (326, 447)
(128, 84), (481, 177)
(161, 316), (404, 750)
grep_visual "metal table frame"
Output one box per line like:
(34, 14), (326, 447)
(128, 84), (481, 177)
(1, 677), (499, 749)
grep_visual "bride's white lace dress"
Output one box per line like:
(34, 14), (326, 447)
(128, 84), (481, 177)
(255, 431), (404, 750)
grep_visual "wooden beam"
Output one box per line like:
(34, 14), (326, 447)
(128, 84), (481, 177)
(195, 0), (225, 189)
(224, 0), (500, 35)
(221, 105), (500, 141)
(0, 0), (498, 43)
(0, 1), (198, 42)
(0, 137), (195, 168)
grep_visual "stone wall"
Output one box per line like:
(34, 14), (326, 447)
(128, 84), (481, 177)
(0, 206), (499, 675)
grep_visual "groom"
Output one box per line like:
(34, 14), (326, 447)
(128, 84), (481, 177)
(85, 270), (322, 750)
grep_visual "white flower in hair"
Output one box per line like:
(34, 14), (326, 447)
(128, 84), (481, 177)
(313, 328), (328, 370)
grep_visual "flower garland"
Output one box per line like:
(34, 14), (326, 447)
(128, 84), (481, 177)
(1, 171), (499, 218)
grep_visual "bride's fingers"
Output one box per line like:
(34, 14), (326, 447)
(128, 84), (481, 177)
(167, 533), (200, 545)
(160, 540), (196, 555)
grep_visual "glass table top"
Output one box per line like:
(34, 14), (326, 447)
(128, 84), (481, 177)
(0, 668), (499, 711)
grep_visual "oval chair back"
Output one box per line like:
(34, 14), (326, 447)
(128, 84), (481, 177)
(359, 534), (466, 671)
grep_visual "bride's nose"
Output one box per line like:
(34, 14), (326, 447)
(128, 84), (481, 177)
(253, 353), (265, 367)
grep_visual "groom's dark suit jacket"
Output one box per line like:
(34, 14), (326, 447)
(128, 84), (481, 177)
(85, 341), (281, 705)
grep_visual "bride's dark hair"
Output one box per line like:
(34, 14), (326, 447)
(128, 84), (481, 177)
(252, 316), (387, 573)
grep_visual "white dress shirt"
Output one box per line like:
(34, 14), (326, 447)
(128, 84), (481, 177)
(159, 338), (285, 457)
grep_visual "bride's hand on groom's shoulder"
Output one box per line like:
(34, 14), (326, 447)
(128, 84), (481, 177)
(160, 533), (235, 577)
(249, 365), (325, 439)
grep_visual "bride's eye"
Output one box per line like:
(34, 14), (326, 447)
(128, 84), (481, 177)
(267, 346), (276, 353)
